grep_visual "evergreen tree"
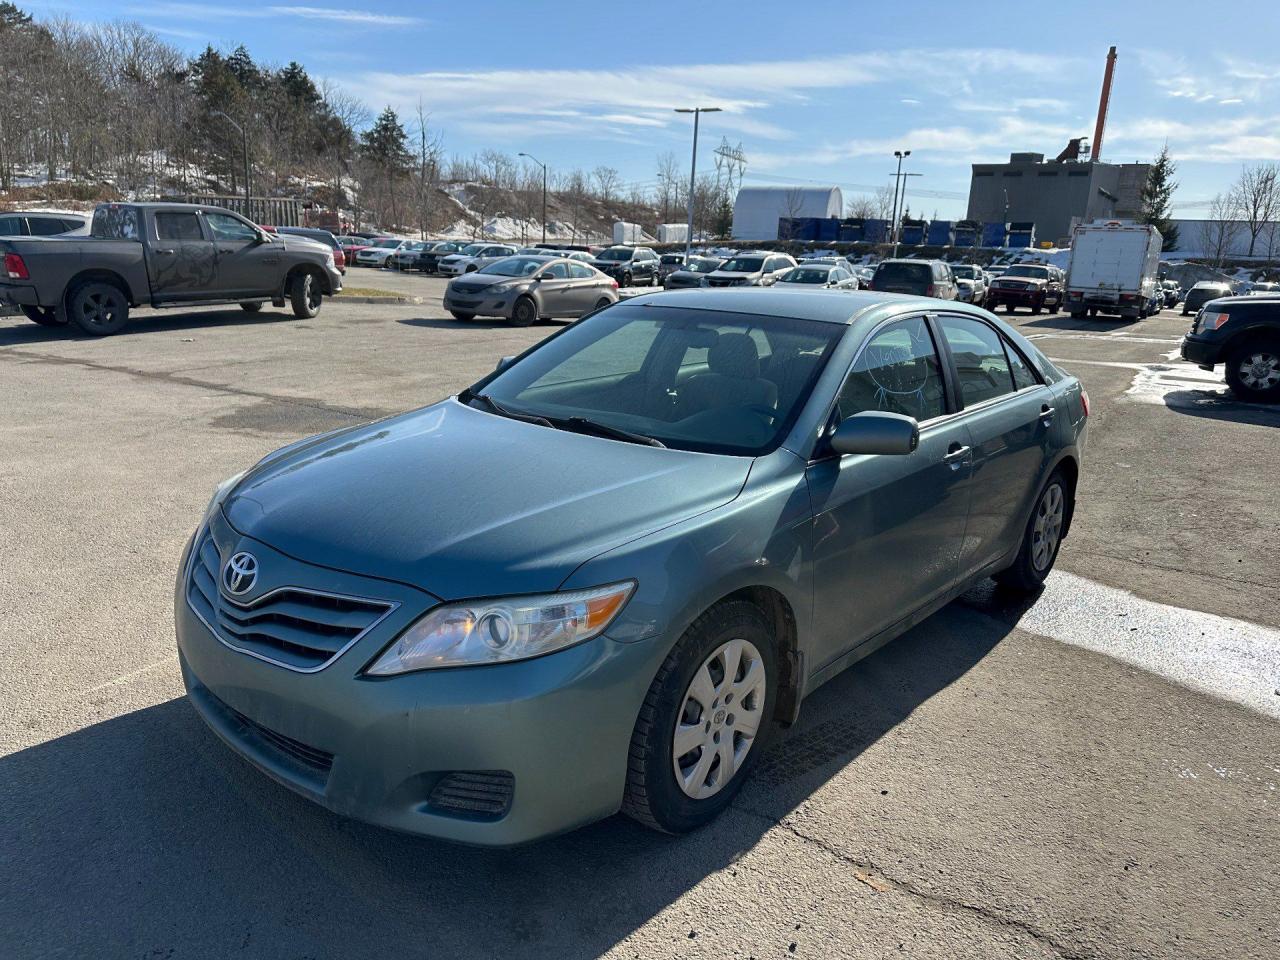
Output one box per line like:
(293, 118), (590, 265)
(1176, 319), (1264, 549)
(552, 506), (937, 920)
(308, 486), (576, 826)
(0, 2), (32, 30)
(360, 106), (410, 172)
(277, 62), (318, 107)
(1140, 145), (1179, 251)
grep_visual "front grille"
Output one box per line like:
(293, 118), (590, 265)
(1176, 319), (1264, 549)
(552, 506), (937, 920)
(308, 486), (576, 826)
(428, 771), (514, 820)
(706, 277), (742, 287)
(228, 701), (334, 773)
(450, 283), (486, 295)
(187, 531), (395, 672)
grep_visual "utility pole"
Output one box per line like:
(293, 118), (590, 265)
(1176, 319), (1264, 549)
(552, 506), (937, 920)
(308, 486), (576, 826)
(675, 107), (722, 258)
(212, 111), (251, 221)
(518, 152), (548, 243)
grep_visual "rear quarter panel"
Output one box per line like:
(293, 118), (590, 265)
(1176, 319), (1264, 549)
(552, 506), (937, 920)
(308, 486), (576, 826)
(0, 236), (148, 306)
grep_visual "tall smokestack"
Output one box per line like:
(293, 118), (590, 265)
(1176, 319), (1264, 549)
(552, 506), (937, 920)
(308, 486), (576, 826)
(1092, 46), (1117, 163)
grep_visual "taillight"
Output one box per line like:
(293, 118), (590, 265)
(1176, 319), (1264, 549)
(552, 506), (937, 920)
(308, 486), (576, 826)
(1068, 290), (1082, 299)
(1080, 390), (1090, 417)
(925, 284), (935, 297)
(1119, 293), (1138, 302)
(4, 253), (29, 280)
(610, 279), (618, 289)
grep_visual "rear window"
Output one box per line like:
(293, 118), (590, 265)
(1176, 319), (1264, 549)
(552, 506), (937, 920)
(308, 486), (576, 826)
(874, 262), (931, 284)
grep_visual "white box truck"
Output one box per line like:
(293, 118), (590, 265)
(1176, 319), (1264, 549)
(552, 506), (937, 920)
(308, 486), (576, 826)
(656, 223), (689, 244)
(612, 221), (643, 245)
(1064, 220), (1162, 320)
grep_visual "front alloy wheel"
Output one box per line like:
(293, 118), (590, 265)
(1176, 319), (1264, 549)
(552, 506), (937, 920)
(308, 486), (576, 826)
(1228, 347), (1280, 401)
(672, 638), (767, 800)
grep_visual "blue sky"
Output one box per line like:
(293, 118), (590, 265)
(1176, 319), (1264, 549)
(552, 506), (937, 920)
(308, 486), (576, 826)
(26, 0), (1280, 218)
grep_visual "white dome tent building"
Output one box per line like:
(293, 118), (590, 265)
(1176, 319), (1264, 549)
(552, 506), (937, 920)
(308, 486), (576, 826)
(731, 185), (845, 242)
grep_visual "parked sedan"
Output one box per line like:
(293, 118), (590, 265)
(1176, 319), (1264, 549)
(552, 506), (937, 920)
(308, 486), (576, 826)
(354, 238), (409, 267)
(443, 255), (619, 325)
(438, 243), (519, 276)
(774, 264), (859, 289)
(176, 288), (1086, 846)
(703, 252), (797, 287)
(415, 241), (467, 274)
(389, 240), (430, 270)
(663, 256), (722, 289)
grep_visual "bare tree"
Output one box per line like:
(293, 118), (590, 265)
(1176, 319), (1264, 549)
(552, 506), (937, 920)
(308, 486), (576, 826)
(1232, 162), (1279, 257)
(410, 100), (443, 238)
(1198, 192), (1243, 267)
(592, 165), (620, 207)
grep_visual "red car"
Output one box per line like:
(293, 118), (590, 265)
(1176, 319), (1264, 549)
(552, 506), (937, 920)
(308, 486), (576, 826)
(985, 263), (1065, 314)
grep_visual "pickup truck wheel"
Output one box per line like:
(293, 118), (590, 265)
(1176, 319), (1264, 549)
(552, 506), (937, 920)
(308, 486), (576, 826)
(67, 282), (129, 336)
(1224, 339), (1280, 403)
(21, 305), (66, 327)
(239, 301), (264, 313)
(289, 271), (323, 319)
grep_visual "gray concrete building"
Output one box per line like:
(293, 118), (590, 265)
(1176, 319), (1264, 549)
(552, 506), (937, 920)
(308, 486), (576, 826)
(966, 153), (1149, 245)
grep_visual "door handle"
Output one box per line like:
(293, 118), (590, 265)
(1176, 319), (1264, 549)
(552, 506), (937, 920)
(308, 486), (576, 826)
(1039, 404), (1056, 422)
(943, 444), (971, 466)
(154, 248), (175, 255)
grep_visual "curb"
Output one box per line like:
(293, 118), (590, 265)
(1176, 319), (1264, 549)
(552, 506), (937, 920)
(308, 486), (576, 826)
(335, 295), (425, 305)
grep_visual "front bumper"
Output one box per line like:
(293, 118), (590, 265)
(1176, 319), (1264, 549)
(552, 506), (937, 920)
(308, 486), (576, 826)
(988, 287), (1053, 307)
(1180, 335), (1221, 369)
(443, 289), (514, 318)
(174, 523), (662, 845)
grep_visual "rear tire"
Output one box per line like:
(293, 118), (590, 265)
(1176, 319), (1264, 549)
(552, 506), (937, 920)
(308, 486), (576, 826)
(239, 301), (264, 313)
(21, 305), (65, 327)
(622, 271), (633, 288)
(66, 281), (129, 336)
(623, 601), (777, 834)
(509, 295), (537, 327)
(1224, 339), (1280, 403)
(289, 271), (323, 319)
(593, 297), (612, 312)
(995, 469), (1070, 594)
(450, 310), (475, 322)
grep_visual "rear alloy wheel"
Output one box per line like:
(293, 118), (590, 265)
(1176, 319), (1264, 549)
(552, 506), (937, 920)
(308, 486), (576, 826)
(995, 471), (1068, 593)
(21, 305), (65, 327)
(289, 271), (323, 318)
(593, 297), (612, 312)
(509, 295), (537, 327)
(1224, 342), (1280, 403)
(67, 281), (129, 336)
(623, 601), (776, 834)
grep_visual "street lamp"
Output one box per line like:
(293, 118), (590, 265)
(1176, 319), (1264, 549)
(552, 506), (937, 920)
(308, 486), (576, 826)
(212, 111), (251, 220)
(889, 150), (922, 257)
(518, 152), (548, 244)
(675, 107), (721, 258)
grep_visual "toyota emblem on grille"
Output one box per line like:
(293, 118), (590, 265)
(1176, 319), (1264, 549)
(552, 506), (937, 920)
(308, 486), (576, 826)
(223, 552), (259, 596)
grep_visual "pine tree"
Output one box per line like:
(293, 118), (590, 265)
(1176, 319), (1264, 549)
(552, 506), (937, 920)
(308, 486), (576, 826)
(1140, 145), (1179, 251)
(360, 106), (410, 172)
(0, 2), (32, 30)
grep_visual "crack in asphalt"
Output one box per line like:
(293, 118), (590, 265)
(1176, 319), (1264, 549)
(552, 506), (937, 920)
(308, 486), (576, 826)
(731, 801), (1095, 960)
(0, 347), (389, 422)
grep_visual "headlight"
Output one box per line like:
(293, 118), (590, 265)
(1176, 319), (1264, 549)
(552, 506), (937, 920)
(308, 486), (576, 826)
(200, 470), (246, 530)
(366, 581), (635, 674)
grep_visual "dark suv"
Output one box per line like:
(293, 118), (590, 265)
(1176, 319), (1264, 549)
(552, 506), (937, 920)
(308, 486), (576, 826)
(591, 246), (660, 287)
(1181, 281), (1233, 317)
(415, 241), (467, 274)
(1181, 295), (1280, 402)
(985, 263), (1064, 314)
(868, 259), (958, 300)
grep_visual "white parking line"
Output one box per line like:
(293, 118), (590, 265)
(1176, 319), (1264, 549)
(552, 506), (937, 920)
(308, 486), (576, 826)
(1025, 333), (1183, 345)
(1010, 571), (1280, 720)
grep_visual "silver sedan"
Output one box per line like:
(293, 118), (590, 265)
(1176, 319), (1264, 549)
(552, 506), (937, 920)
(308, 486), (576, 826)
(774, 264), (860, 290)
(444, 255), (620, 326)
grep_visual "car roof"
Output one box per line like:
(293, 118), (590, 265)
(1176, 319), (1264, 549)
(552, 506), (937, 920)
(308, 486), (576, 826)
(622, 288), (960, 325)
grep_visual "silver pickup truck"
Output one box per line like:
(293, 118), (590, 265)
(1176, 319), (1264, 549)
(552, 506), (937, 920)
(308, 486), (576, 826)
(0, 202), (343, 335)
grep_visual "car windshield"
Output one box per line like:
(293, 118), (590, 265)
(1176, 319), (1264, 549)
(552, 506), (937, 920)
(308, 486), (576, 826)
(374, 239), (400, 249)
(1005, 265), (1049, 279)
(472, 303), (845, 456)
(458, 243), (486, 255)
(478, 256), (547, 277)
(597, 248), (634, 261)
(779, 267), (830, 284)
(874, 262), (930, 283)
(720, 257), (764, 273)
(952, 265), (979, 279)
(686, 259), (722, 273)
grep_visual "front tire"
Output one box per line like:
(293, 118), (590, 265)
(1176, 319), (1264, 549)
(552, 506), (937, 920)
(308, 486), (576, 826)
(21, 305), (65, 327)
(995, 470), (1069, 594)
(623, 601), (777, 834)
(289, 271), (323, 319)
(509, 295), (537, 327)
(1224, 339), (1280, 403)
(67, 281), (129, 336)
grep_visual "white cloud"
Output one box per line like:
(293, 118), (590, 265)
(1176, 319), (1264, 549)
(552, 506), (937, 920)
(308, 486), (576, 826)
(1220, 98), (1243, 105)
(130, 3), (422, 26)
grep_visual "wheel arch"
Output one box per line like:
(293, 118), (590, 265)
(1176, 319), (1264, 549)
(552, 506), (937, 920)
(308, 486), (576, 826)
(281, 262), (332, 297)
(1047, 451), (1080, 539)
(64, 269), (135, 308)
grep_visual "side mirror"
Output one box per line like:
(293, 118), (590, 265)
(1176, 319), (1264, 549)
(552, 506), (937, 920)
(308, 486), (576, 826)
(495, 355), (516, 373)
(830, 411), (920, 456)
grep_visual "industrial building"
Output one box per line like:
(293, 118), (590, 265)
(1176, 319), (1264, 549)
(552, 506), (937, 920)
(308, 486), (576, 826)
(965, 152), (1149, 246)
(732, 185), (843, 242)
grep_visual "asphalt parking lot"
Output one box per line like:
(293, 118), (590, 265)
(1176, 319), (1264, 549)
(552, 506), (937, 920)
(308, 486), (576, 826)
(2, 286), (1278, 959)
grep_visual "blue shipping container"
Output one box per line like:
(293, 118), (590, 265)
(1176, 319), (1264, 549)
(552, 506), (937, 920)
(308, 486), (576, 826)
(817, 217), (840, 242)
(953, 221), (978, 247)
(926, 220), (954, 246)
(838, 220), (863, 242)
(981, 222), (1008, 247)
(863, 219), (889, 243)
(1007, 222), (1036, 248)
(900, 220), (927, 245)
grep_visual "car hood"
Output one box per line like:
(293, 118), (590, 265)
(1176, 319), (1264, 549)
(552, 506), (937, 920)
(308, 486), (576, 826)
(223, 400), (751, 600)
(448, 274), (513, 291)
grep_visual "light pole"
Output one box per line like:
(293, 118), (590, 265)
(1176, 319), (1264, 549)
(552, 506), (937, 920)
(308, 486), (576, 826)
(212, 111), (251, 220)
(518, 152), (548, 244)
(675, 107), (721, 258)
(889, 150), (909, 247)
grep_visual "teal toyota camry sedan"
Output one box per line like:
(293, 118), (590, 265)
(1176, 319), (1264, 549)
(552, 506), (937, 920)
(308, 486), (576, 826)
(176, 289), (1088, 845)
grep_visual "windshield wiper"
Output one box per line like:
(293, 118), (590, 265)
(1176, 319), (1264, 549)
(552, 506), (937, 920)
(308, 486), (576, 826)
(546, 415), (666, 448)
(465, 392), (552, 427)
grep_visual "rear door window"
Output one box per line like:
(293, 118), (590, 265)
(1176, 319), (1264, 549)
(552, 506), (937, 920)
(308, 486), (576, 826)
(568, 262), (595, 279)
(155, 212), (204, 241)
(0, 215), (24, 235)
(938, 315), (1016, 406)
(27, 217), (67, 236)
